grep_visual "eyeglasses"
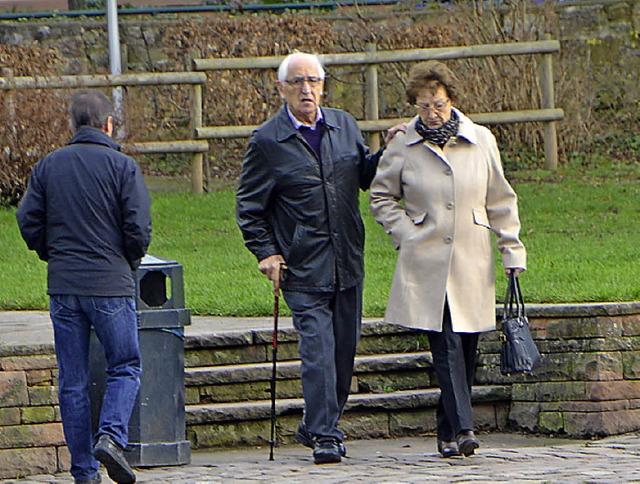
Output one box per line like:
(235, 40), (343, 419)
(284, 76), (324, 88)
(414, 98), (450, 113)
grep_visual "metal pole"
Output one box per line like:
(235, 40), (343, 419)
(107, 0), (124, 139)
(364, 43), (380, 152)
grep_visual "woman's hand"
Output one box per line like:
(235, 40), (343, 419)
(506, 267), (524, 277)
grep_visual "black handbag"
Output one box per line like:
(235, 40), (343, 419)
(500, 272), (542, 375)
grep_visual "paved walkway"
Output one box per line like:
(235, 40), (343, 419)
(0, 311), (295, 349)
(4, 432), (640, 483)
(2, 312), (640, 483)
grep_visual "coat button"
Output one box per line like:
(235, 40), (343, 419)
(446, 202), (454, 210)
(444, 236), (453, 244)
(444, 169), (452, 176)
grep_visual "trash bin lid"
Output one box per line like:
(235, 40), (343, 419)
(141, 254), (178, 267)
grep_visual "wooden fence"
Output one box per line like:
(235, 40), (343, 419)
(195, 38), (563, 177)
(1, 39), (563, 194)
(0, 70), (208, 194)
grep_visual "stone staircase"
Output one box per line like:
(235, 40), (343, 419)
(182, 320), (511, 450)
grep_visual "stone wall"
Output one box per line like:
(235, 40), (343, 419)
(507, 303), (640, 437)
(0, 1), (638, 76)
(0, 345), (68, 479)
(1, 303), (639, 479)
(0, 17), (175, 74)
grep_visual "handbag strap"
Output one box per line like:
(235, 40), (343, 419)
(502, 271), (525, 321)
(514, 273), (526, 318)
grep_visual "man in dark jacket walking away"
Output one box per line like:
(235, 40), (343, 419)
(16, 90), (152, 484)
(236, 52), (384, 465)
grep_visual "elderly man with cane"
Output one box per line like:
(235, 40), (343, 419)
(236, 51), (395, 464)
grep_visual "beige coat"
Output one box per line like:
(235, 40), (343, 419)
(370, 110), (526, 333)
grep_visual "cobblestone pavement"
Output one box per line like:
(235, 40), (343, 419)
(5, 432), (640, 483)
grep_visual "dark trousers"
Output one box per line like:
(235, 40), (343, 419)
(283, 283), (362, 441)
(427, 301), (479, 441)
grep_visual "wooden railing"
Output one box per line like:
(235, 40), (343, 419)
(1, 39), (563, 194)
(0, 70), (208, 194)
(194, 38), (563, 173)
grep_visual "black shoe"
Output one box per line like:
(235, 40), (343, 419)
(437, 439), (461, 458)
(295, 422), (315, 448)
(313, 437), (342, 464)
(457, 430), (480, 457)
(75, 473), (101, 484)
(93, 434), (136, 484)
(296, 422), (347, 457)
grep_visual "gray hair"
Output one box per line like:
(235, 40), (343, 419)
(277, 52), (325, 83)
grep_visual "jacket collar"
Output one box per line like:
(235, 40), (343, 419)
(275, 105), (339, 143)
(68, 126), (121, 151)
(404, 108), (478, 147)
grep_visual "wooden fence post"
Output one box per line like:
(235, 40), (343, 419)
(541, 33), (559, 170)
(2, 68), (16, 152)
(189, 51), (205, 194)
(364, 43), (380, 152)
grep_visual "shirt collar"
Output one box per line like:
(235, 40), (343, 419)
(286, 105), (323, 130)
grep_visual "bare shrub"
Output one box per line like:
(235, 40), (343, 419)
(2, 2), (637, 204)
(0, 45), (70, 206)
(159, 13), (458, 183)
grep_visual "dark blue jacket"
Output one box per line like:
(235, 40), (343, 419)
(16, 126), (152, 297)
(236, 106), (381, 292)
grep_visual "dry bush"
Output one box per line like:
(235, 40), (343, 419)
(437, 0), (638, 165)
(2, 2), (637, 203)
(154, 3), (603, 181)
(0, 45), (70, 206)
(444, 1), (560, 159)
(158, 13), (458, 182)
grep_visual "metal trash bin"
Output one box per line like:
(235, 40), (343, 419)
(90, 255), (191, 467)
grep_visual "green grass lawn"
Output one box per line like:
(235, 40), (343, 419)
(1, 163), (639, 317)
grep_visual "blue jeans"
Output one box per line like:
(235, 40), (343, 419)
(283, 283), (362, 441)
(50, 295), (141, 481)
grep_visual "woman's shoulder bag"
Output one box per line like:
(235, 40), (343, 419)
(500, 272), (542, 376)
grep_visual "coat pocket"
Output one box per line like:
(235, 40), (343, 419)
(410, 211), (428, 225)
(472, 208), (490, 229)
(285, 224), (305, 264)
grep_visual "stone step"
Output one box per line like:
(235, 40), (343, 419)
(181, 319), (510, 450)
(185, 385), (511, 449)
(184, 320), (430, 368)
(185, 351), (434, 386)
(185, 352), (434, 404)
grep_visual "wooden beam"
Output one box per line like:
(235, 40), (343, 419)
(196, 109), (565, 140)
(122, 140), (209, 154)
(194, 40), (560, 71)
(0, 72), (207, 90)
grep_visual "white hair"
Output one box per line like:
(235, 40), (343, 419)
(277, 52), (325, 83)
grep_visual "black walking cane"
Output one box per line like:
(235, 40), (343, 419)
(269, 263), (285, 461)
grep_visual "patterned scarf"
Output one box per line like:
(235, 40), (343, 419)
(414, 110), (460, 148)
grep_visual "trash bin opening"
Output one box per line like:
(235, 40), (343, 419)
(140, 270), (171, 308)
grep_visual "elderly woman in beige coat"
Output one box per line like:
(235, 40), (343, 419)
(370, 60), (526, 459)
